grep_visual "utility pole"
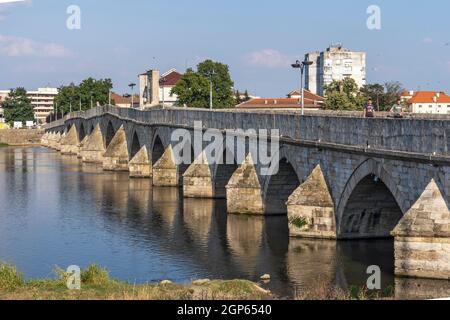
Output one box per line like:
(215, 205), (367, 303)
(208, 69), (216, 110)
(291, 58), (313, 116)
(129, 83), (136, 108)
(161, 77), (166, 109)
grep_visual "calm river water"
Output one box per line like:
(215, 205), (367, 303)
(1, 146), (449, 299)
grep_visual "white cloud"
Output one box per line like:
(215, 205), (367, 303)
(244, 49), (293, 68)
(0, 34), (72, 58)
(0, 0), (27, 4)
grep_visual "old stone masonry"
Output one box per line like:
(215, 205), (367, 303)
(43, 106), (450, 280)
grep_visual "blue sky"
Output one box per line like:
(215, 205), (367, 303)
(0, 0), (449, 96)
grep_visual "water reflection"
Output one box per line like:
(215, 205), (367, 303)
(1, 147), (450, 299)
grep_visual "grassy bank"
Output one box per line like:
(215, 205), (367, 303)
(0, 263), (272, 300)
(0, 143), (8, 147)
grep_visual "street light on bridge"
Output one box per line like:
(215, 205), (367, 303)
(129, 83), (136, 108)
(291, 58), (313, 116)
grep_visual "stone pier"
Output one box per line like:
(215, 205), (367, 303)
(60, 125), (79, 155)
(80, 124), (105, 163)
(392, 179), (450, 280)
(226, 154), (264, 215)
(152, 146), (178, 187)
(183, 152), (214, 198)
(129, 146), (152, 178)
(103, 126), (129, 171)
(77, 135), (89, 159)
(287, 165), (337, 239)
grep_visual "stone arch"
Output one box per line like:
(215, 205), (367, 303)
(213, 144), (238, 199)
(79, 123), (86, 142)
(130, 131), (141, 160)
(151, 134), (165, 165)
(105, 121), (115, 148)
(336, 158), (407, 239)
(263, 156), (301, 215)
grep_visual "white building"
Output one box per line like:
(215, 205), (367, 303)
(139, 69), (182, 108)
(305, 44), (366, 96)
(0, 87), (58, 124)
(403, 91), (450, 114)
(28, 87), (58, 123)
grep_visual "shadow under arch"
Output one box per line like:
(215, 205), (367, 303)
(130, 131), (141, 160)
(263, 156), (301, 215)
(151, 135), (165, 165)
(79, 123), (86, 142)
(336, 158), (407, 239)
(213, 146), (238, 198)
(105, 121), (115, 148)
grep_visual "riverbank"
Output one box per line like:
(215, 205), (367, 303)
(0, 263), (273, 300)
(0, 129), (44, 146)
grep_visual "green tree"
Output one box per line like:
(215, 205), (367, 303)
(171, 60), (235, 108)
(383, 81), (404, 109)
(235, 90), (242, 104)
(55, 78), (113, 114)
(361, 82), (404, 111)
(323, 78), (365, 110)
(243, 90), (250, 102)
(2, 88), (34, 124)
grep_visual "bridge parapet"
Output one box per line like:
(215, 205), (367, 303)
(45, 105), (450, 156)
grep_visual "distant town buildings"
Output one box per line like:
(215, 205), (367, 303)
(305, 44), (366, 96)
(402, 91), (450, 114)
(0, 87), (58, 124)
(236, 89), (324, 111)
(139, 68), (182, 108)
(110, 92), (139, 108)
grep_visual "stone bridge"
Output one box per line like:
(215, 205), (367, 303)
(42, 105), (450, 280)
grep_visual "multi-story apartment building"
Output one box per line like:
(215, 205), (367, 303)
(305, 44), (366, 96)
(28, 87), (58, 124)
(0, 87), (58, 124)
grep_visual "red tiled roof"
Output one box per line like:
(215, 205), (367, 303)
(111, 92), (139, 105)
(236, 98), (322, 109)
(287, 89), (325, 101)
(408, 91), (450, 104)
(160, 70), (182, 86)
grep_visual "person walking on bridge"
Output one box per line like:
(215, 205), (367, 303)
(390, 99), (403, 118)
(364, 99), (375, 118)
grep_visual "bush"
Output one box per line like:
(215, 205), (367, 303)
(0, 263), (24, 290)
(81, 265), (110, 285)
(289, 216), (308, 229)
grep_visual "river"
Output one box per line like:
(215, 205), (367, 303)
(1, 146), (449, 299)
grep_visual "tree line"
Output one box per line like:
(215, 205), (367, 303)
(323, 78), (405, 111)
(1, 59), (407, 126)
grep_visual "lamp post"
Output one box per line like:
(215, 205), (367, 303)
(208, 69), (216, 110)
(129, 83), (136, 108)
(291, 58), (313, 115)
(160, 77), (167, 109)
